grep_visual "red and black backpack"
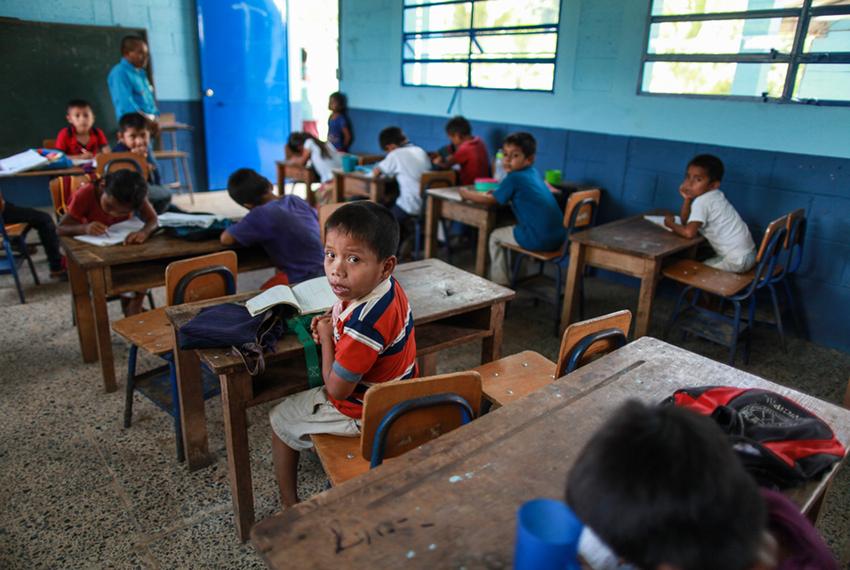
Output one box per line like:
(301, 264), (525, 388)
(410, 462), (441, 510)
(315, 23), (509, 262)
(666, 386), (846, 489)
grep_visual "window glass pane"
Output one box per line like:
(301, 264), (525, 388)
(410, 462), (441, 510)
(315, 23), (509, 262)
(651, 0), (802, 16)
(811, 0), (850, 5)
(642, 61), (787, 96)
(472, 0), (560, 28)
(804, 14), (850, 52)
(404, 0), (438, 5)
(471, 62), (555, 90)
(648, 17), (797, 54)
(403, 62), (469, 87)
(794, 63), (850, 100)
(405, 35), (471, 61)
(403, 3), (471, 34)
(470, 31), (557, 59)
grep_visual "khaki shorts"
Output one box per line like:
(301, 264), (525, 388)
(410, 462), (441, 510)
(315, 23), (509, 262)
(269, 387), (360, 451)
(704, 250), (756, 274)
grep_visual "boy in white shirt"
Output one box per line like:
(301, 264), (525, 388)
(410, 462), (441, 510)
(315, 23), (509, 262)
(372, 126), (431, 250)
(665, 154), (756, 273)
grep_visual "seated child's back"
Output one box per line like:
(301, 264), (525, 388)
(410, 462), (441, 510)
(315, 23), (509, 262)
(221, 168), (324, 284)
(374, 126), (432, 217)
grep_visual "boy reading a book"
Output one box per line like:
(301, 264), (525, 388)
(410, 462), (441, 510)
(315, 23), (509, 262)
(269, 201), (418, 506)
(221, 168), (324, 288)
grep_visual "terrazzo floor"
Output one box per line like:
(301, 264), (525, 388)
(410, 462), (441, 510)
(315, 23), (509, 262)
(1, 239), (849, 568)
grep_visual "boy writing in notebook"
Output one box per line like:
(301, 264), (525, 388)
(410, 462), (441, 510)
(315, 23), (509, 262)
(221, 168), (324, 288)
(269, 201), (418, 506)
(665, 154), (756, 273)
(55, 99), (111, 158)
(460, 132), (565, 285)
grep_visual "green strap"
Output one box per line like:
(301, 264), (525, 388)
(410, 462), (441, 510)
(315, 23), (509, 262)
(286, 315), (323, 388)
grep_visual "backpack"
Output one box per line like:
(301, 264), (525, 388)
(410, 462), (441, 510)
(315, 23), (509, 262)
(665, 386), (846, 489)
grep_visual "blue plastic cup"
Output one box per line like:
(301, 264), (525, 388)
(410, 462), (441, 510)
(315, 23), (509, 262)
(341, 154), (358, 173)
(514, 498), (583, 570)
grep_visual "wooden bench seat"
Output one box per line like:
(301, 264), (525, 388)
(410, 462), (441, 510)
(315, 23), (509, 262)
(112, 307), (173, 356)
(310, 433), (370, 486)
(4, 224), (27, 238)
(500, 241), (563, 262)
(474, 350), (556, 407)
(663, 259), (783, 298)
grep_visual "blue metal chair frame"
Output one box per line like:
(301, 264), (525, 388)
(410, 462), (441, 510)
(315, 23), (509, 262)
(123, 265), (236, 462)
(369, 393), (474, 468)
(508, 197), (598, 335)
(664, 224), (787, 365)
(766, 215), (806, 345)
(0, 212), (27, 304)
(564, 328), (628, 374)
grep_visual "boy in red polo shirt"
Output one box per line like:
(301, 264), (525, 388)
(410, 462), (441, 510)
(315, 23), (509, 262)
(434, 115), (491, 185)
(269, 201), (418, 507)
(54, 99), (111, 159)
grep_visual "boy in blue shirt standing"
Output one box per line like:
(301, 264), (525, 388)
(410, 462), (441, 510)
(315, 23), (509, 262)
(460, 132), (565, 285)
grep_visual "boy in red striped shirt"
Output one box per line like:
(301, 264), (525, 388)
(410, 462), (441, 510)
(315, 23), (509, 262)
(269, 201), (417, 506)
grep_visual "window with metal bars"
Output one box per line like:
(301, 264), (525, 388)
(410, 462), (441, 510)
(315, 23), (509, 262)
(401, 0), (562, 91)
(640, 0), (850, 105)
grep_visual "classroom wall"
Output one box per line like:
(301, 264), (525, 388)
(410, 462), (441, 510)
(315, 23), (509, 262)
(0, 0), (207, 199)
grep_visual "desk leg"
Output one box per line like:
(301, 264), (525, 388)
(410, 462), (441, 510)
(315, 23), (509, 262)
(332, 172), (344, 204)
(418, 354), (438, 376)
(560, 242), (585, 335)
(634, 259), (661, 338)
(475, 212), (495, 277)
(481, 301), (506, 363)
(173, 330), (212, 471)
(306, 174), (317, 208)
(68, 256), (97, 362)
(88, 267), (116, 392)
(424, 196), (438, 260)
(220, 370), (255, 542)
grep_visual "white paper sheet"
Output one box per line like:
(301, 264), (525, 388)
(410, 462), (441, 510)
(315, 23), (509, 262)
(157, 212), (225, 229)
(73, 218), (146, 247)
(643, 215), (681, 232)
(292, 276), (337, 315)
(0, 150), (48, 176)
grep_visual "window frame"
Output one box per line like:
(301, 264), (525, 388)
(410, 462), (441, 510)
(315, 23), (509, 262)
(638, 0), (850, 106)
(400, 0), (562, 93)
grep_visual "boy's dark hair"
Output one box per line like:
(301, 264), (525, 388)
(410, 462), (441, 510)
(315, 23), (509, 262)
(121, 35), (146, 54)
(102, 170), (148, 209)
(329, 91), (348, 112)
(379, 127), (407, 150)
(566, 400), (765, 570)
(118, 113), (149, 133)
(227, 168), (272, 207)
(445, 116), (471, 137)
(67, 99), (92, 112)
(688, 154), (725, 183)
(325, 202), (399, 260)
(503, 132), (536, 157)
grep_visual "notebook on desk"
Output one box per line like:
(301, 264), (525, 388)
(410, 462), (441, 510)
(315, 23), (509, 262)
(73, 218), (145, 246)
(644, 215), (681, 231)
(245, 277), (337, 317)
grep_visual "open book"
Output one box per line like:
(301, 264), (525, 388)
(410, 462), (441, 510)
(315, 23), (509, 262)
(644, 215), (681, 232)
(0, 150), (48, 176)
(245, 276), (337, 317)
(73, 218), (145, 246)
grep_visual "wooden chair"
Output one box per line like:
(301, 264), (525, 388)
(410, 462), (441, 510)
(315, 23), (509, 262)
(154, 112), (195, 201)
(500, 188), (601, 334)
(113, 251), (238, 461)
(311, 371), (482, 486)
(475, 310), (632, 408)
(768, 209), (807, 343)
(413, 170), (457, 260)
(48, 175), (90, 221)
(318, 202), (346, 243)
(663, 215), (788, 365)
(96, 152), (149, 180)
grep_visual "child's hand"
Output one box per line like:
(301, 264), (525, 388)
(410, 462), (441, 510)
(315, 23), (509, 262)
(311, 315), (332, 343)
(79, 147), (93, 158)
(315, 317), (334, 344)
(371, 167), (381, 177)
(86, 221), (108, 235)
(678, 183), (692, 201)
(124, 231), (149, 245)
(664, 214), (676, 228)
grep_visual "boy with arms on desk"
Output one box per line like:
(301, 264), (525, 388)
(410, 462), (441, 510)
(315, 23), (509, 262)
(55, 99), (111, 159)
(269, 202), (418, 506)
(665, 154), (756, 273)
(460, 132), (565, 285)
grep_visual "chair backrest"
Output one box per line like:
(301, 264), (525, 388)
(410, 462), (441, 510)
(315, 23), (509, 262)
(563, 188), (601, 233)
(360, 371), (482, 463)
(555, 309), (632, 378)
(318, 202), (346, 243)
(784, 208), (806, 274)
(419, 170), (457, 197)
(96, 152), (149, 180)
(755, 215), (788, 264)
(164, 251), (238, 306)
(42, 138), (57, 149)
(49, 175), (90, 220)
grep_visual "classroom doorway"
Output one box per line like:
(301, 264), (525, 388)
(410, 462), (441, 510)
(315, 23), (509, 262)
(287, 0), (339, 142)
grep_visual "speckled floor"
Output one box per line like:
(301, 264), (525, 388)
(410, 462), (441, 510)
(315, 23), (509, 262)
(1, 242), (849, 568)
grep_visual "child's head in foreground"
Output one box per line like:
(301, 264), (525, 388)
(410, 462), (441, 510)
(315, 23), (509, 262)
(378, 126), (408, 152)
(66, 99), (96, 135)
(681, 154), (724, 200)
(226, 168), (274, 209)
(566, 399), (767, 570)
(323, 202), (399, 302)
(99, 170), (149, 217)
(502, 131), (536, 173)
(445, 115), (472, 147)
(118, 113), (152, 154)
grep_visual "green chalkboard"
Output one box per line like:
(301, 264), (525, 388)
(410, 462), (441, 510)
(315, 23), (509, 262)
(0, 18), (149, 158)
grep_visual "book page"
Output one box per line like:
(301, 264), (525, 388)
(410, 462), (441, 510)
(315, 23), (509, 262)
(644, 215), (681, 232)
(73, 218), (145, 246)
(0, 150), (48, 176)
(292, 276), (337, 315)
(245, 285), (300, 317)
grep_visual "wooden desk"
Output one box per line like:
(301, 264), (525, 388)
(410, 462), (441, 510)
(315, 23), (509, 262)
(0, 166), (85, 178)
(562, 215), (703, 337)
(275, 161), (318, 207)
(330, 170), (396, 205)
(62, 234), (270, 393)
(423, 186), (513, 277)
(166, 259), (515, 540)
(251, 337), (850, 568)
